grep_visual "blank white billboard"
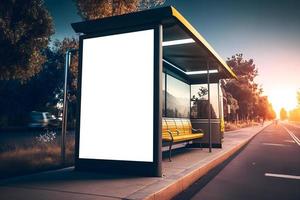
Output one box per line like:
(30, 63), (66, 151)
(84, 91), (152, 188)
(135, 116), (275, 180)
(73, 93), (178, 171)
(79, 29), (154, 162)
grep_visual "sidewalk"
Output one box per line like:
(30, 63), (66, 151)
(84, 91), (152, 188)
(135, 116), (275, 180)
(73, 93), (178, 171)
(0, 123), (271, 200)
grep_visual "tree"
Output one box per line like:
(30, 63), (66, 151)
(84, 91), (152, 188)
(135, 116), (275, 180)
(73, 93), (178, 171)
(297, 89), (300, 108)
(0, 0), (54, 82)
(52, 38), (79, 96)
(52, 38), (79, 127)
(191, 86), (217, 119)
(0, 37), (80, 128)
(256, 96), (276, 120)
(223, 54), (260, 120)
(221, 82), (239, 122)
(280, 108), (287, 120)
(222, 53), (276, 122)
(289, 108), (300, 122)
(74, 0), (165, 20)
(191, 86), (208, 101)
(0, 46), (64, 128)
(288, 90), (300, 122)
(267, 103), (276, 120)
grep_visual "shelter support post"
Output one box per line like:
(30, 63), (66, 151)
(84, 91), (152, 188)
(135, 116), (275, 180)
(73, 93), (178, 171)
(207, 61), (212, 153)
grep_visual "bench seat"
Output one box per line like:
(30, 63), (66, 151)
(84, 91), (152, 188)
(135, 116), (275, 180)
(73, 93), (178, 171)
(162, 118), (204, 161)
(162, 133), (204, 142)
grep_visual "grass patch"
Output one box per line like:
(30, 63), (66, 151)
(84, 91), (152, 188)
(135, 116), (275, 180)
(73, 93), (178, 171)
(0, 132), (74, 179)
(225, 121), (261, 131)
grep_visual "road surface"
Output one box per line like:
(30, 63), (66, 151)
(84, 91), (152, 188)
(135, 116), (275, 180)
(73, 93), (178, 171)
(174, 122), (300, 200)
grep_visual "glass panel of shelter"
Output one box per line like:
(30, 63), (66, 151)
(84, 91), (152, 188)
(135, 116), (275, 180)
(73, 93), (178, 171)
(162, 72), (220, 120)
(191, 84), (220, 119)
(166, 74), (190, 118)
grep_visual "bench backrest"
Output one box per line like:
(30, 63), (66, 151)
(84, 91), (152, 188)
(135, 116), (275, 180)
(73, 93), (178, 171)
(162, 118), (170, 138)
(162, 118), (193, 136)
(181, 118), (192, 134)
(165, 118), (178, 134)
(174, 118), (184, 135)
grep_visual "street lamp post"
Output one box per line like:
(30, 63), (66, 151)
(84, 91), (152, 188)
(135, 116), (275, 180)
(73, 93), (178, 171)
(61, 49), (77, 165)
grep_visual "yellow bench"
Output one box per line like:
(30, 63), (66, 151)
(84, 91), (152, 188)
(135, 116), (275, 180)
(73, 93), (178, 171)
(162, 118), (204, 161)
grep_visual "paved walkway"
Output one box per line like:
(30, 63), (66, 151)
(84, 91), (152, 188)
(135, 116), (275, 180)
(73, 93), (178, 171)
(0, 123), (270, 200)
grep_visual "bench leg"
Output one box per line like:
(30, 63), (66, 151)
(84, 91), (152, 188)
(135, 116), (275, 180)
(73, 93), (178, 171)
(168, 141), (173, 162)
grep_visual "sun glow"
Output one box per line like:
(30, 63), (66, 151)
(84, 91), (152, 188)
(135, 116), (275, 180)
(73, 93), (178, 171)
(268, 88), (297, 118)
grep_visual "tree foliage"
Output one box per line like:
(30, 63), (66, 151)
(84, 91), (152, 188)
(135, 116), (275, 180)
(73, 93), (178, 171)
(48, 38), (79, 127)
(0, 48), (63, 127)
(0, 0), (167, 127)
(74, 0), (165, 20)
(288, 90), (300, 122)
(0, 0), (54, 82)
(222, 54), (275, 121)
(52, 38), (79, 100)
(221, 84), (239, 119)
(289, 108), (300, 122)
(297, 89), (300, 108)
(280, 107), (287, 120)
(0, 37), (80, 128)
(191, 86), (208, 101)
(256, 96), (276, 120)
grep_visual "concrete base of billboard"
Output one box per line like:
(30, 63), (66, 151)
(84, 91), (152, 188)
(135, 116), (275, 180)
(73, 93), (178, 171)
(0, 123), (270, 200)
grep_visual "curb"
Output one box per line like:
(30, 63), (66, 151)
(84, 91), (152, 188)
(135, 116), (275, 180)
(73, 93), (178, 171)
(141, 123), (271, 200)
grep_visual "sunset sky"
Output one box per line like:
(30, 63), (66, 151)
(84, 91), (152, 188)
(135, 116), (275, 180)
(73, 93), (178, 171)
(45, 0), (300, 116)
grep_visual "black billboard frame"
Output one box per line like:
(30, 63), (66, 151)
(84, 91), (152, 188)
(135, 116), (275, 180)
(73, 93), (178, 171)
(75, 24), (163, 177)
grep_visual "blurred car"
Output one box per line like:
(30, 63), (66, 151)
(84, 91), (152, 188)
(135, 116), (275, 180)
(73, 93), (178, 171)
(28, 111), (60, 128)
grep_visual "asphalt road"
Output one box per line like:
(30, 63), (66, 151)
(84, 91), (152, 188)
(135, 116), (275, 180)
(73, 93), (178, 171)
(174, 122), (300, 200)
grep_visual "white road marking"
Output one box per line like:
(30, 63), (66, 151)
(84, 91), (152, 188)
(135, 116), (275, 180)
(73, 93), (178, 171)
(265, 173), (300, 180)
(281, 125), (300, 146)
(290, 132), (300, 145)
(261, 143), (288, 147)
(287, 123), (300, 129)
(284, 139), (295, 143)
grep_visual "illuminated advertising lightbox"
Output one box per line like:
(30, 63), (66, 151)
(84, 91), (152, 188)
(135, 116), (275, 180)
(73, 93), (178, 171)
(79, 29), (154, 162)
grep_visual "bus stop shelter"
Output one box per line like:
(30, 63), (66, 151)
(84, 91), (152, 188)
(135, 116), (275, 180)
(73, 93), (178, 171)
(72, 6), (236, 177)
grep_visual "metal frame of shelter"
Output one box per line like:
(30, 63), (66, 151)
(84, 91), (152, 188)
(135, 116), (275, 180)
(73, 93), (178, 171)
(72, 6), (236, 177)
